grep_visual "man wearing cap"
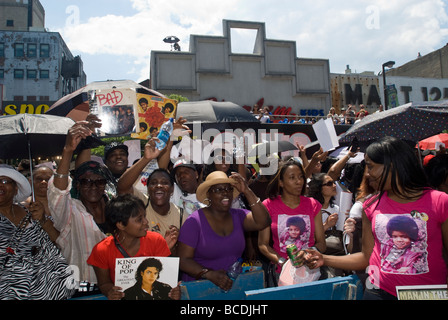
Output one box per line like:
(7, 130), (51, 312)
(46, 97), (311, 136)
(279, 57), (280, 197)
(170, 159), (204, 216)
(104, 142), (129, 181)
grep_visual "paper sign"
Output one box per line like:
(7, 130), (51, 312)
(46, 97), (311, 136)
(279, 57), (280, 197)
(115, 256), (179, 300)
(334, 181), (353, 231)
(312, 118), (339, 152)
(396, 285), (448, 300)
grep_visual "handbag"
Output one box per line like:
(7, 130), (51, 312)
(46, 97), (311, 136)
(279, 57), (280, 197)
(265, 262), (278, 287)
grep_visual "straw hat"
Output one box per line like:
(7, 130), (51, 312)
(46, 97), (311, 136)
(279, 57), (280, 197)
(196, 171), (239, 204)
(0, 164), (32, 203)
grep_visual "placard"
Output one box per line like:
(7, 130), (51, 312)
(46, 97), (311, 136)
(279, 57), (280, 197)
(93, 88), (139, 136)
(312, 118), (339, 152)
(131, 94), (177, 140)
(115, 256), (179, 300)
(396, 285), (448, 300)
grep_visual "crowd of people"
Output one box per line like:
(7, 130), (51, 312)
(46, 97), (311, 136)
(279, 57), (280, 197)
(0, 113), (447, 301)
(250, 103), (383, 125)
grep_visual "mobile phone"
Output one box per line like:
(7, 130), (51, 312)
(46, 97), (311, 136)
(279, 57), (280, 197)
(348, 137), (359, 152)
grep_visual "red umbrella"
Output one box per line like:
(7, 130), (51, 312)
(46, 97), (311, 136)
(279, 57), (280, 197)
(418, 133), (448, 150)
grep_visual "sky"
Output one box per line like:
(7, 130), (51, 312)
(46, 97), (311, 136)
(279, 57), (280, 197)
(40, 0), (448, 84)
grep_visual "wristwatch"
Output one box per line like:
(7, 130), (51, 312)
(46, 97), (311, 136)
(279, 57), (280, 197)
(278, 257), (287, 267)
(195, 268), (210, 280)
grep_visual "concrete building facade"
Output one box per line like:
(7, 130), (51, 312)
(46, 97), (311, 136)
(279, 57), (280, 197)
(150, 20), (331, 119)
(0, 0), (86, 115)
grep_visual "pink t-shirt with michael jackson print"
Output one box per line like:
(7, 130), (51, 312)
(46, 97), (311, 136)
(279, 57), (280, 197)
(364, 189), (448, 297)
(263, 196), (322, 261)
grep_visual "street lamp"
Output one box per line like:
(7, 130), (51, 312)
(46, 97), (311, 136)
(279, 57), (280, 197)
(382, 60), (395, 110)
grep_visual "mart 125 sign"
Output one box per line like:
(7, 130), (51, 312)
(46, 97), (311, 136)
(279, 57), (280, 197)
(1, 102), (53, 115)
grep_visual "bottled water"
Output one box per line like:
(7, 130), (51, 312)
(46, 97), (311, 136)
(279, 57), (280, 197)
(227, 257), (243, 281)
(155, 118), (174, 150)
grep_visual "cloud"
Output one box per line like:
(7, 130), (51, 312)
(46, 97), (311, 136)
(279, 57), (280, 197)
(57, 0), (448, 82)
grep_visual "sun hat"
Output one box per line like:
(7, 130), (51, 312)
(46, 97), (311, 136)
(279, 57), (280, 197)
(196, 171), (239, 204)
(0, 164), (32, 203)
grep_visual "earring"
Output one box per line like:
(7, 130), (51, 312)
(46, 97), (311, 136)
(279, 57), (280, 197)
(204, 198), (211, 208)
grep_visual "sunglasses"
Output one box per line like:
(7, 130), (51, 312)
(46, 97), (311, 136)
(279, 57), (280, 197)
(209, 186), (234, 194)
(78, 178), (107, 188)
(322, 180), (336, 187)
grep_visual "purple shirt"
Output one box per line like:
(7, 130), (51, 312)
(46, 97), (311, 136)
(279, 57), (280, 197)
(178, 208), (249, 282)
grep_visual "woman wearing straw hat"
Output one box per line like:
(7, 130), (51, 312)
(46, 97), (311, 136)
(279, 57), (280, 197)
(177, 170), (271, 292)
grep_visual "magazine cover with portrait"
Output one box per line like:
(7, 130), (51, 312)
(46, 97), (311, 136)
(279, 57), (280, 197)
(376, 213), (429, 275)
(115, 256), (179, 300)
(93, 88), (139, 136)
(131, 93), (177, 140)
(278, 214), (311, 252)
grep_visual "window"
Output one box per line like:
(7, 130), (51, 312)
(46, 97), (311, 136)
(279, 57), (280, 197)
(0, 43), (4, 57)
(14, 43), (24, 57)
(39, 70), (49, 79)
(6, 20), (14, 27)
(27, 69), (37, 79)
(40, 44), (50, 58)
(0, 70), (4, 79)
(14, 69), (24, 79)
(27, 44), (37, 57)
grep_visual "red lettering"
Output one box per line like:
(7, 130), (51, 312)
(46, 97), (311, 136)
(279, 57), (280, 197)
(97, 90), (124, 107)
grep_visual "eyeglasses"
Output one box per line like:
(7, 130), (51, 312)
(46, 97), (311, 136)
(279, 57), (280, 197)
(322, 180), (336, 187)
(209, 186), (234, 194)
(0, 178), (14, 185)
(78, 178), (107, 188)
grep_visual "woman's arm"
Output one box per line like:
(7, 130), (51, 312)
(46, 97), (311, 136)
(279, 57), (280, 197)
(117, 138), (162, 195)
(54, 122), (93, 191)
(177, 241), (233, 291)
(258, 226), (281, 264)
(92, 266), (124, 300)
(230, 172), (271, 231)
(313, 211), (326, 253)
(307, 210), (373, 271)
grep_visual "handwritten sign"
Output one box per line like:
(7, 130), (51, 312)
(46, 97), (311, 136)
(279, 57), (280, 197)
(93, 88), (138, 136)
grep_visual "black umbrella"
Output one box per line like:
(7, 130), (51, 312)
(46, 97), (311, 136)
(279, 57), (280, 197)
(248, 140), (298, 157)
(46, 79), (166, 121)
(0, 113), (75, 200)
(177, 100), (260, 124)
(339, 100), (448, 146)
(163, 36), (180, 44)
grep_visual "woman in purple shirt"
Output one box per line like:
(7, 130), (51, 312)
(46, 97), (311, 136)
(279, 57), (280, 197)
(177, 171), (271, 292)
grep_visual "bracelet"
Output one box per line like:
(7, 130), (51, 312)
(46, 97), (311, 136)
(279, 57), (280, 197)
(54, 172), (70, 179)
(195, 268), (210, 280)
(278, 257), (287, 266)
(249, 197), (261, 207)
